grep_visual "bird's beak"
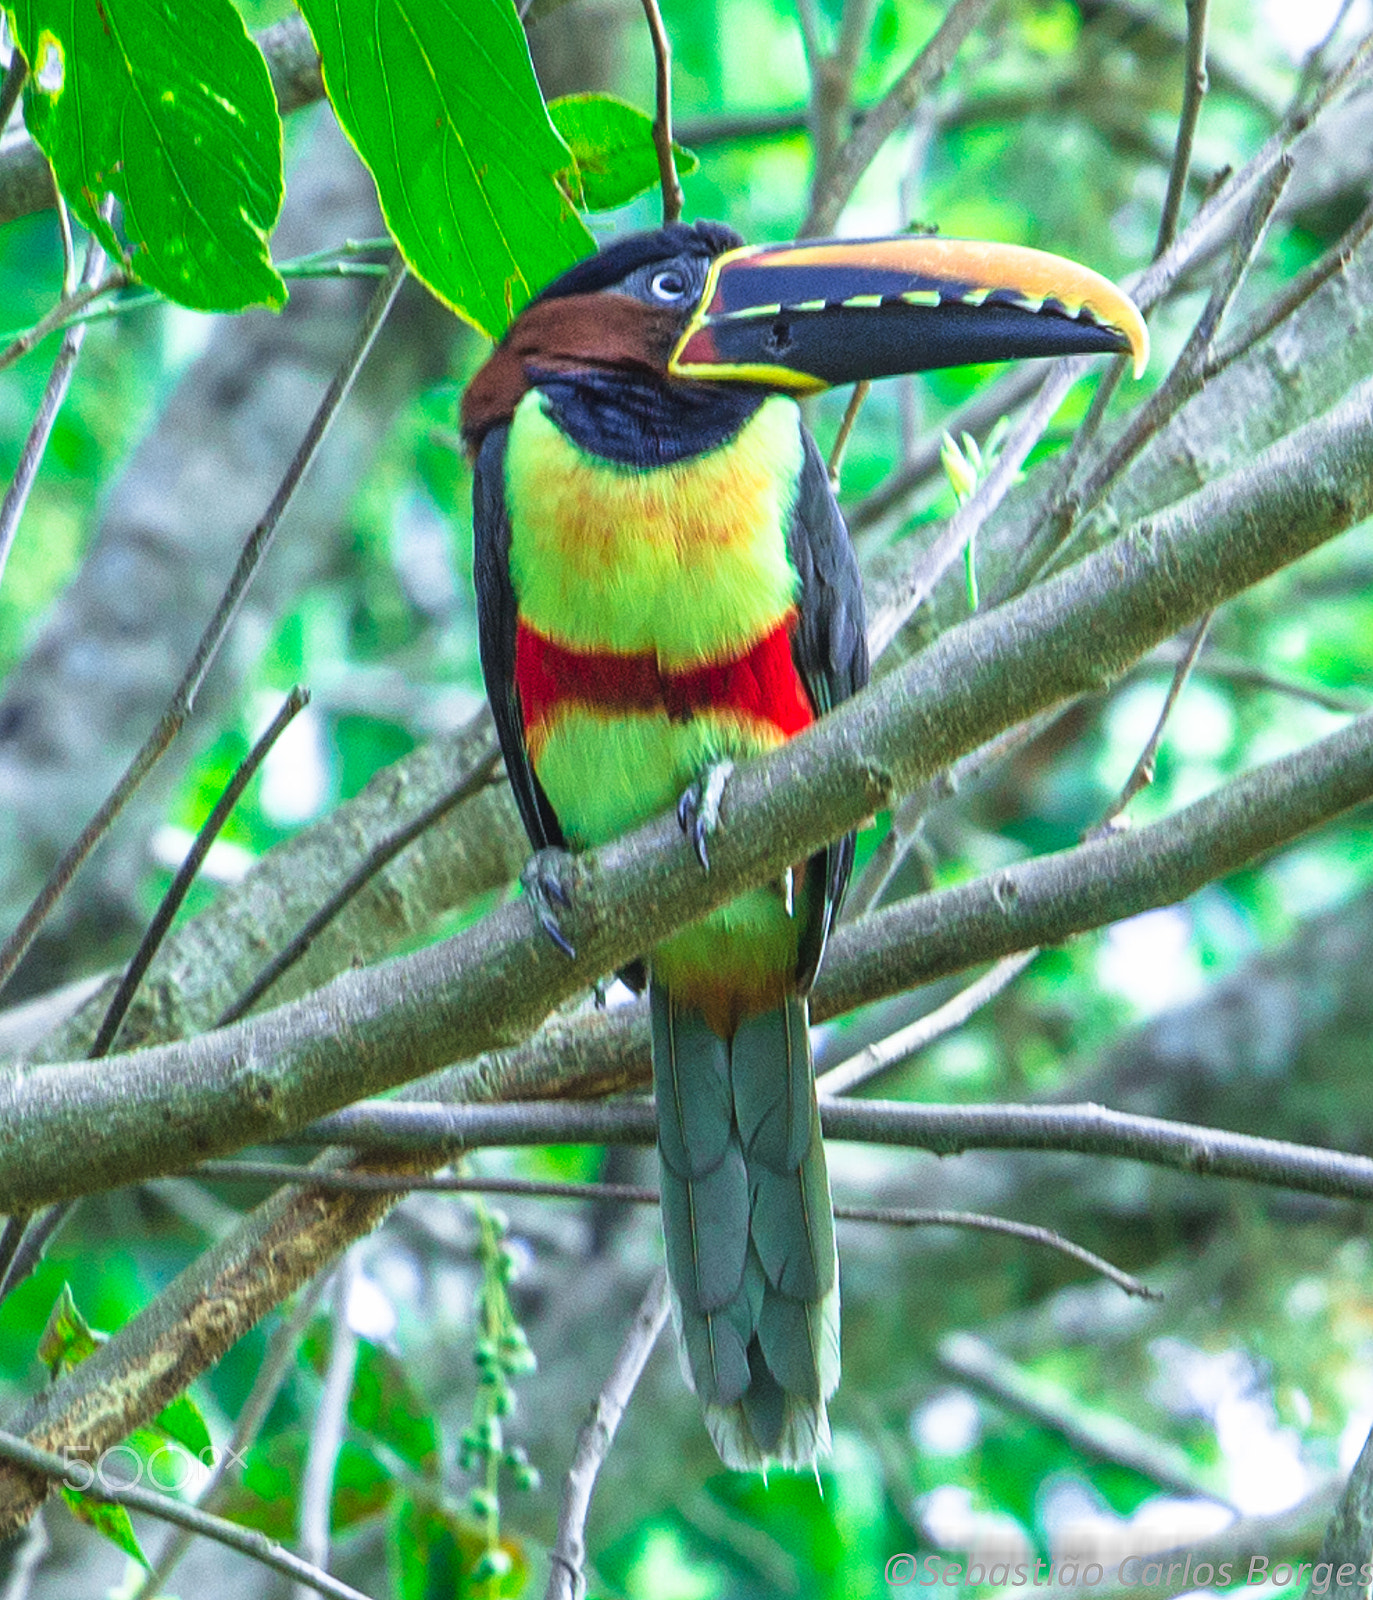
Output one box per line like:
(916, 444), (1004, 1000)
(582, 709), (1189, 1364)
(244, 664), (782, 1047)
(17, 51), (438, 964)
(667, 235), (1148, 391)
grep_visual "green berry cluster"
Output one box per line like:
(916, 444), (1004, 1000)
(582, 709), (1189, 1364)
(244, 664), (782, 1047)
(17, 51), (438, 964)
(461, 1202), (541, 1592)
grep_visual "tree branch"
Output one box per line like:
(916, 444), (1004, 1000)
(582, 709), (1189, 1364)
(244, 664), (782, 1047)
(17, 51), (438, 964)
(297, 1094), (1373, 1211)
(546, 1272), (670, 1600)
(802, 0), (995, 236)
(0, 256), (408, 1001)
(5, 381), (1373, 1212)
(0, 1429), (378, 1600)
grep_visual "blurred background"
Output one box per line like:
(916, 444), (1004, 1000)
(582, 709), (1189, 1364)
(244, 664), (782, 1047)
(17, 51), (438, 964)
(3, 0), (1373, 1594)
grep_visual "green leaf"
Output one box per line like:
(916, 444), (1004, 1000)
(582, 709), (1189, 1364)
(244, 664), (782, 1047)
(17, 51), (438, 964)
(152, 1392), (213, 1462)
(38, 1283), (105, 1374)
(60, 1487), (150, 1569)
(549, 93), (699, 212)
(297, 0), (593, 337)
(349, 1339), (440, 1475)
(3, 0), (285, 312)
(217, 1432), (392, 1538)
(389, 1495), (527, 1600)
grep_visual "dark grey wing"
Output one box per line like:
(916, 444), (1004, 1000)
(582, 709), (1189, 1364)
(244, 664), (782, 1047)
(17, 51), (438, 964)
(472, 424), (566, 854)
(787, 427), (870, 992)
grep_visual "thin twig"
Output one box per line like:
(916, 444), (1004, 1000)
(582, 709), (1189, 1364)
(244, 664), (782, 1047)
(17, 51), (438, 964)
(216, 737), (502, 1026)
(132, 1275), (329, 1600)
(802, 0), (994, 235)
(0, 223), (106, 595)
(0, 254), (408, 1002)
(295, 1254), (358, 1600)
(865, 358), (1082, 658)
(1208, 195), (1373, 377)
(838, 1207), (1156, 1298)
(0, 1204), (69, 1303)
(0, 275), (127, 375)
(639, 0), (682, 224)
(1065, 154), (1291, 536)
(91, 688), (309, 1057)
(1154, 0), (1210, 258)
(805, 0), (879, 207)
(193, 1163), (1152, 1297)
(0, 1430), (380, 1600)
(827, 379), (870, 490)
(817, 950), (1040, 1097)
(1148, 642), (1370, 715)
(53, 191), (75, 295)
(0, 695), (307, 1293)
(794, 0), (824, 69)
(1092, 613), (1212, 837)
(842, 706), (1070, 919)
(546, 1272), (670, 1600)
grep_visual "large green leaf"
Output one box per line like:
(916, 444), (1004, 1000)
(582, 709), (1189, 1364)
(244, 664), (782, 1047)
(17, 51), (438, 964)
(3, 0), (285, 312)
(298, 0), (594, 338)
(550, 94), (699, 212)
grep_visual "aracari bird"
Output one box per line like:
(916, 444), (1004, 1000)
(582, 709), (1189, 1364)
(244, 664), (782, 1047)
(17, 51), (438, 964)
(460, 221), (1146, 1471)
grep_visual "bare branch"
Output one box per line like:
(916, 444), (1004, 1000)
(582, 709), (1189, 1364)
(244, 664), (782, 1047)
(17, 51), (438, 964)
(837, 1207), (1156, 1298)
(294, 1094), (1373, 1211)
(639, 0), (682, 224)
(1154, 0), (1210, 258)
(216, 736), (502, 1027)
(132, 1276), (329, 1600)
(827, 379), (870, 490)
(546, 1272), (670, 1600)
(802, 0), (994, 236)
(295, 1255), (358, 1600)
(0, 273), (126, 375)
(1092, 613), (1211, 837)
(0, 255), (408, 1001)
(0, 226), (106, 594)
(7, 383), (1373, 1212)
(817, 949), (1039, 1097)
(0, 1430), (380, 1600)
(190, 1161), (1154, 1297)
(93, 689), (310, 1057)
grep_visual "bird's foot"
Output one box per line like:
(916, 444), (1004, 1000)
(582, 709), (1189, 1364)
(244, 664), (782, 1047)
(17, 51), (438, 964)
(677, 759), (735, 871)
(521, 848), (577, 959)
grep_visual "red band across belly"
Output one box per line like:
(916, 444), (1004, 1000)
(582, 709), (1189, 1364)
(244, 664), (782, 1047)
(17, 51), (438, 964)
(515, 617), (815, 741)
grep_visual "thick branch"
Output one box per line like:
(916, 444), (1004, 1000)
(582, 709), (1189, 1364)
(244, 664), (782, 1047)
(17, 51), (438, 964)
(3, 380), (1373, 1212)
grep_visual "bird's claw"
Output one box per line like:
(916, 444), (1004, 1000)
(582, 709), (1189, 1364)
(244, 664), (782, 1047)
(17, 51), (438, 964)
(521, 848), (576, 959)
(677, 759), (734, 872)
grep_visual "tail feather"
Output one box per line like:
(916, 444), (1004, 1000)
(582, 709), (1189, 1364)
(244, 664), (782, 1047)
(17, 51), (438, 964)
(731, 1002), (813, 1170)
(651, 982), (840, 1472)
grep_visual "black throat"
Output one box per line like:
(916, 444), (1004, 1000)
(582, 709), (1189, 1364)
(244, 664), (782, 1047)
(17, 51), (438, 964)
(529, 367), (768, 467)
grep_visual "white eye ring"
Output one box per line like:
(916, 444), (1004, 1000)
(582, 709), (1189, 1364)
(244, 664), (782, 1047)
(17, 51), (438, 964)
(650, 269), (688, 301)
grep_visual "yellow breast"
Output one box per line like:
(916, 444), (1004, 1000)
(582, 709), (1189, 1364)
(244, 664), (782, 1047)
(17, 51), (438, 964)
(504, 391), (805, 670)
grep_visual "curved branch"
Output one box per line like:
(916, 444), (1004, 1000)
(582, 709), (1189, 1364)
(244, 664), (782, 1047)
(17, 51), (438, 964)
(4, 380), (1373, 1212)
(0, 1429), (378, 1600)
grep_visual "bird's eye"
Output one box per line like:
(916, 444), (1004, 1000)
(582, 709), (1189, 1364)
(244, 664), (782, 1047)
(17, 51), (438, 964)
(650, 269), (688, 301)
